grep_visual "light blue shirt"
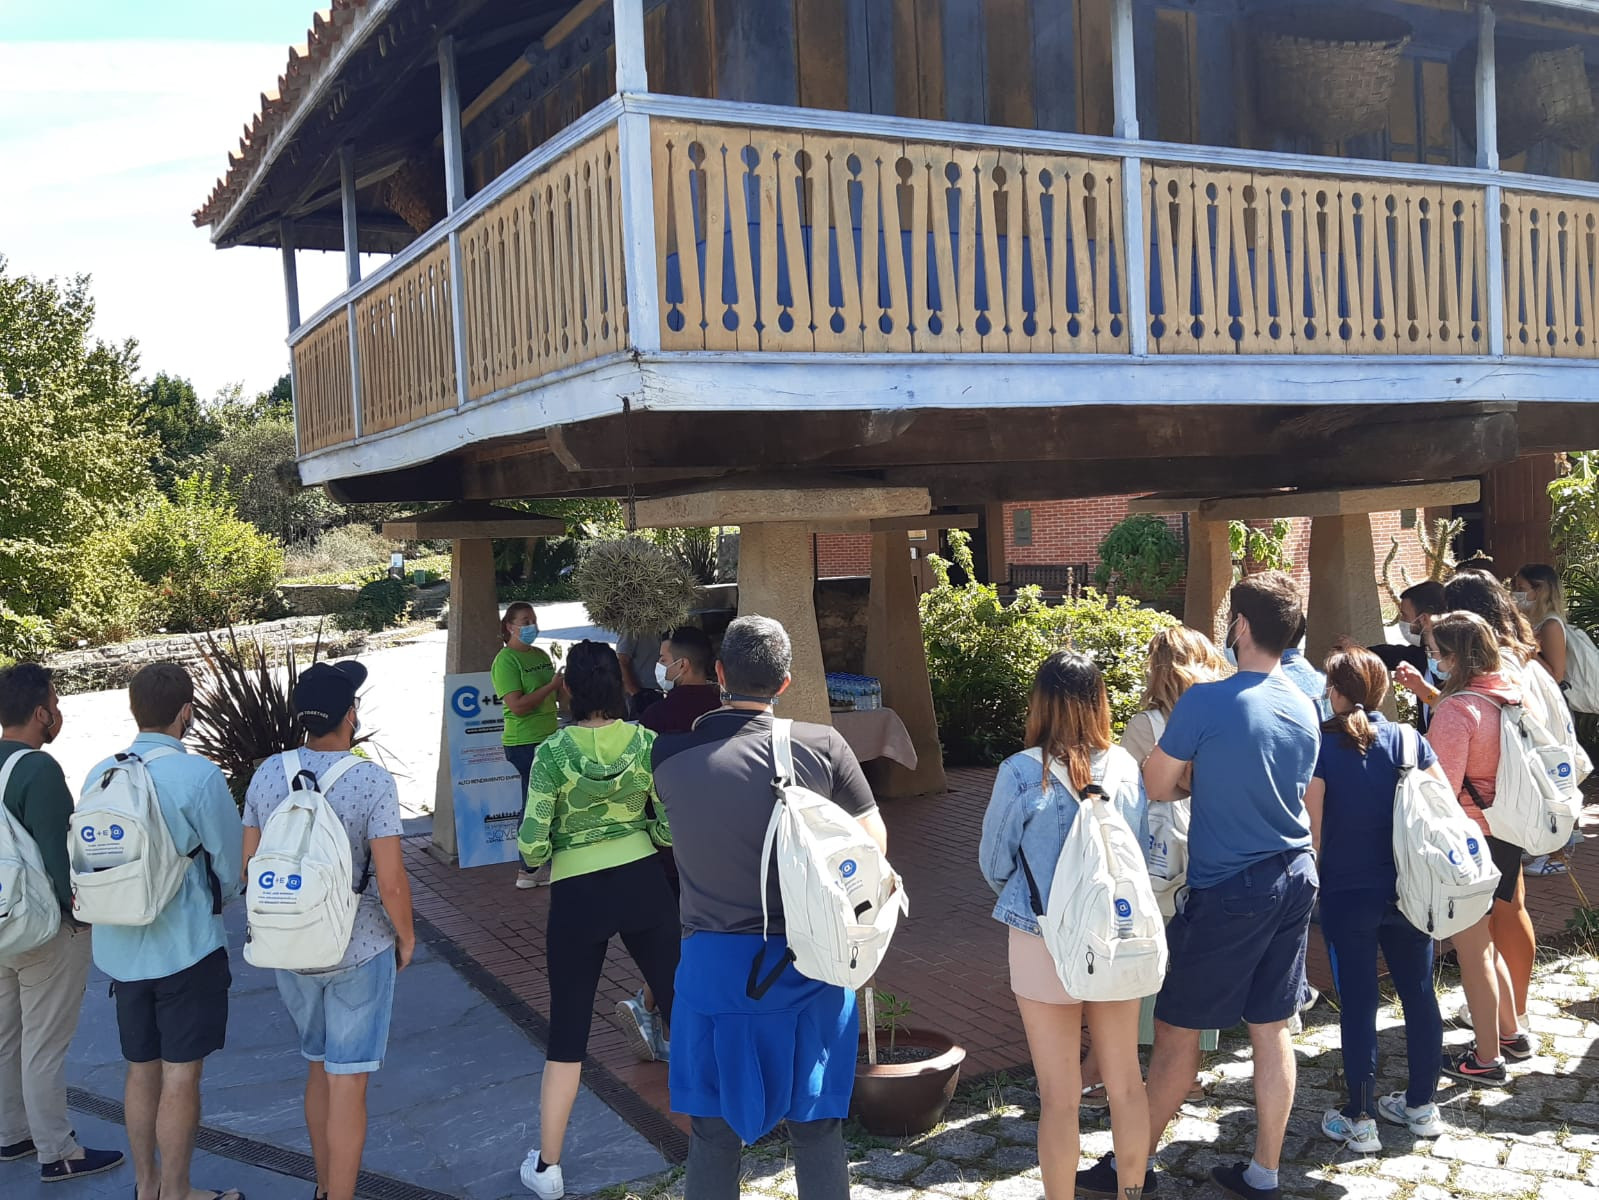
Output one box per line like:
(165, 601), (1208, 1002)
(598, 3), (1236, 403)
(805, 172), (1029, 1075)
(1279, 648), (1328, 710)
(1159, 671), (1317, 889)
(85, 733), (244, 983)
(978, 746), (1150, 935)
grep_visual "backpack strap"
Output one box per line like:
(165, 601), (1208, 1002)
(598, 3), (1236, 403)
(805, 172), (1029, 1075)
(116, 745), (223, 916)
(283, 752), (373, 894)
(0, 749), (40, 844)
(1398, 723), (1420, 773)
(748, 719), (800, 1001)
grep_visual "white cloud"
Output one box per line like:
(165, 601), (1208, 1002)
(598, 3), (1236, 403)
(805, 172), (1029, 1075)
(0, 40), (368, 397)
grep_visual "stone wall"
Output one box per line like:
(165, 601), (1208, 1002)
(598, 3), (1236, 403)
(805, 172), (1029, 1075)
(816, 577), (869, 675)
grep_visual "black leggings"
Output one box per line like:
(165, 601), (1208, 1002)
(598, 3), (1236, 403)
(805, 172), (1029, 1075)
(545, 854), (680, 1062)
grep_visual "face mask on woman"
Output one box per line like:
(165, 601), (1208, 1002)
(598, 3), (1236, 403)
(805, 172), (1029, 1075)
(1511, 591), (1532, 612)
(517, 624), (539, 646)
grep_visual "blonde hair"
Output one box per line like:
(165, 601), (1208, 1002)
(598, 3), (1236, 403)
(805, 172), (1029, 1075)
(1432, 611), (1505, 698)
(1516, 563), (1567, 624)
(1024, 652), (1112, 792)
(1141, 625), (1230, 717)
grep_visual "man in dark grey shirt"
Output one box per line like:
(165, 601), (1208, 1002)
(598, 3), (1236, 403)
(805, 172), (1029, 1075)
(652, 616), (886, 1200)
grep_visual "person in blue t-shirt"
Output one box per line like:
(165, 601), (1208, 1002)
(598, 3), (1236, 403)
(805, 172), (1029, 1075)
(1305, 647), (1445, 1155)
(1080, 570), (1317, 1200)
(1279, 617), (1328, 714)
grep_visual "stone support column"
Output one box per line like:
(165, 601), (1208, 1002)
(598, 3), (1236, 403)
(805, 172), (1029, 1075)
(1306, 514), (1384, 668)
(1184, 517), (1232, 644)
(736, 523), (832, 727)
(431, 538), (502, 861)
(865, 530), (947, 796)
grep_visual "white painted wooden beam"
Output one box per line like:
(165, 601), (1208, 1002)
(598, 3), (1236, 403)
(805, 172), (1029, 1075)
(613, 0), (648, 94)
(1123, 157), (1149, 355)
(1111, 0), (1139, 141)
(618, 102), (661, 354)
(339, 142), (361, 287)
(1476, 4), (1499, 172)
(346, 302), (363, 440)
(438, 35), (467, 214)
(279, 220), (301, 334)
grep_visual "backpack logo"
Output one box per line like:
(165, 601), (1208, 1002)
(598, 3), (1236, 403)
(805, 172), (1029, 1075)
(1114, 898), (1133, 919)
(839, 859), (857, 879)
(287, 875), (302, 891)
(80, 827), (96, 843)
(1467, 837), (1480, 855)
(110, 825), (124, 841)
(258, 870), (276, 889)
(1559, 762), (1573, 778)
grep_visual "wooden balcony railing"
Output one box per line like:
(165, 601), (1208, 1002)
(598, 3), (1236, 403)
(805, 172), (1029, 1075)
(1144, 165), (1489, 355)
(650, 120), (1128, 354)
(290, 97), (1599, 460)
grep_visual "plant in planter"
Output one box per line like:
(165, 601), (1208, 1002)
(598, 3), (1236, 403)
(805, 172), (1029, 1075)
(851, 981), (966, 1137)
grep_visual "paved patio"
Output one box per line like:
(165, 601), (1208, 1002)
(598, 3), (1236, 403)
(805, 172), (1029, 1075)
(402, 765), (1599, 1165)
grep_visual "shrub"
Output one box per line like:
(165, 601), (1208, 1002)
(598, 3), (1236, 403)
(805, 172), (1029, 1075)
(922, 531), (1178, 765)
(1094, 515), (1185, 602)
(284, 524), (399, 580)
(0, 604), (53, 667)
(51, 556), (162, 647)
(206, 418), (339, 543)
(334, 577), (411, 633)
(122, 474), (285, 632)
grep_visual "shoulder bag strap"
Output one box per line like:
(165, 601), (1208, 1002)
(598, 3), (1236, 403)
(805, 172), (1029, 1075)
(748, 719), (798, 1000)
(316, 755), (374, 894)
(1399, 723), (1419, 773)
(0, 748), (39, 837)
(1015, 747), (1106, 917)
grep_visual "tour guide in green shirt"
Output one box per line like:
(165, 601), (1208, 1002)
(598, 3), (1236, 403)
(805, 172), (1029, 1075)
(493, 602), (562, 888)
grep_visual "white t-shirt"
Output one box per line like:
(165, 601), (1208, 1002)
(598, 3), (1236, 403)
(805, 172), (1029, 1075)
(244, 749), (404, 972)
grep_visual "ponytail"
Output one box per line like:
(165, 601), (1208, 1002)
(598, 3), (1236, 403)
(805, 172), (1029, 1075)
(1320, 647), (1388, 755)
(1322, 703), (1377, 754)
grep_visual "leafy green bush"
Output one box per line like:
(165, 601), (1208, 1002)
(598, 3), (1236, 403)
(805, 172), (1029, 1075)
(334, 577), (412, 633)
(1230, 518), (1293, 578)
(51, 556), (162, 647)
(1551, 451), (1599, 566)
(1094, 515), (1185, 602)
(122, 474), (284, 632)
(206, 418), (338, 544)
(922, 531), (1178, 765)
(0, 604), (53, 667)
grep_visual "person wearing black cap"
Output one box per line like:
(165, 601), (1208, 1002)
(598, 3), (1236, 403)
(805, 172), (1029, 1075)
(241, 660), (414, 1200)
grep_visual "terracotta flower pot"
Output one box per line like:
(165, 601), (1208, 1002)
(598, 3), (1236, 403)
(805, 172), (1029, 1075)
(851, 1027), (966, 1137)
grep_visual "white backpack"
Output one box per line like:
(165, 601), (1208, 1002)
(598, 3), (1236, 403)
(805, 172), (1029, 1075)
(1391, 725), (1500, 939)
(748, 719), (908, 998)
(244, 751), (368, 972)
(1546, 617), (1599, 714)
(1139, 711), (1190, 918)
(1019, 748), (1167, 1003)
(1518, 657), (1591, 797)
(0, 750), (62, 958)
(1456, 692), (1580, 857)
(70, 747), (209, 927)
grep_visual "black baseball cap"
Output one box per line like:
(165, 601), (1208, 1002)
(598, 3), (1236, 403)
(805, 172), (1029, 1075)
(292, 661), (368, 735)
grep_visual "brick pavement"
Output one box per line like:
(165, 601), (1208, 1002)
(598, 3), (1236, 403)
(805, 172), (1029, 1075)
(403, 768), (1599, 1154)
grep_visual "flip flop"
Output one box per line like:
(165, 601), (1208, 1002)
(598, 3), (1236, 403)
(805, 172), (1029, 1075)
(199, 1190), (245, 1200)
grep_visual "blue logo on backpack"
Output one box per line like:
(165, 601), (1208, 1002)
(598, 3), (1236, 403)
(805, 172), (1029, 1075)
(1114, 898), (1133, 919)
(287, 875), (302, 891)
(839, 859), (857, 879)
(109, 825), (124, 841)
(258, 870), (276, 889)
(80, 827), (96, 843)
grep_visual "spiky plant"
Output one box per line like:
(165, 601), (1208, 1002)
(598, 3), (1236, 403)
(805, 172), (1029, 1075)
(189, 627), (324, 808)
(1381, 516), (1465, 608)
(572, 537), (699, 637)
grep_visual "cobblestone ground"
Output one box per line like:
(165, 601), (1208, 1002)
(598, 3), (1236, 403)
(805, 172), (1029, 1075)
(610, 951), (1599, 1200)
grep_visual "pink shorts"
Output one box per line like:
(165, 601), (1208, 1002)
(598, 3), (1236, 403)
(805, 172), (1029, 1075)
(1008, 926), (1077, 1006)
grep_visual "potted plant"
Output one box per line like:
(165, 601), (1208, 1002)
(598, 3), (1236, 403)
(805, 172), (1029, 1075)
(851, 983), (966, 1137)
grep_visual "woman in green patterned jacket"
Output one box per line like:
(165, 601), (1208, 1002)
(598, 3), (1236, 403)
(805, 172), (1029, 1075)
(514, 639), (678, 1200)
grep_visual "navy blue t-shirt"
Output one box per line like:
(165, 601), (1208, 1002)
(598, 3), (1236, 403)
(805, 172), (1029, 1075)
(1159, 669), (1317, 889)
(1312, 713), (1437, 896)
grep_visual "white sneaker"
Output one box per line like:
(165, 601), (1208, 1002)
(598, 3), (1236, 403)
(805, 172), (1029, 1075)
(516, 865), (552, 889)
(615, 991), (661, 1063)
(521, 1151), (564, 1198)
(1377, 1093), (1446, 1138)
(1322, 1109), (1382, 1153)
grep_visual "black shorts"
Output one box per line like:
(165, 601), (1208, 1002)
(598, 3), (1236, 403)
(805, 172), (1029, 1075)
(113, 947), (231, 1064)
(1487, 836), (1524, 905)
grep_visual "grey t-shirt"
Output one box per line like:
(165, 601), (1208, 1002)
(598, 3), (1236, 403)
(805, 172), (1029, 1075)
(244, 749), (404, 972)
(616, 632), (665, 693)
(651, 711), (877, 936)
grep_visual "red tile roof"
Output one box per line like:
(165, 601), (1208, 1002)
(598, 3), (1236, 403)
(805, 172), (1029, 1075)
(192, 0), (378, 236)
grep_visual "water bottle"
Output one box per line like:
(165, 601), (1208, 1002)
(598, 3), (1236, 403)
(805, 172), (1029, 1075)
(1112, 884), (1135, 939)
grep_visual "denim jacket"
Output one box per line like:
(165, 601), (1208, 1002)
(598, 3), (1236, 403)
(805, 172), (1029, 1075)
(978, 745), (1150, 935)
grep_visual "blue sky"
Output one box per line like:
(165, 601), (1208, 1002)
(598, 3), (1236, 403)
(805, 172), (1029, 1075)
(0, 2), (368, 397)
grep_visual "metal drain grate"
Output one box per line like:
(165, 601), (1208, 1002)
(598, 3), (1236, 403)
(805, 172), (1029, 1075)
(413, 914), (689, 1164)
(66, 1087), (458, 1200)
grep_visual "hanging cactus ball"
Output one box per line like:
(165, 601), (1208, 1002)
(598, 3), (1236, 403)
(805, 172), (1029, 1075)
(573, 537), (700, 637)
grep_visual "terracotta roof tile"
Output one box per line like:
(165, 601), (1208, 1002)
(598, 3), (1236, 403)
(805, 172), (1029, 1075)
(192, 0), (375, 235)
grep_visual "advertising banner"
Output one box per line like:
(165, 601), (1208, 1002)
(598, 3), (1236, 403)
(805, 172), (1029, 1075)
(443, 672), (525, 868)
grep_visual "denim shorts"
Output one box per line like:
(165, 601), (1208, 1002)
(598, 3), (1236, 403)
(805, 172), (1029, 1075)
(1154, 849), (1318, 1031)
(276, 948), (397, 1075)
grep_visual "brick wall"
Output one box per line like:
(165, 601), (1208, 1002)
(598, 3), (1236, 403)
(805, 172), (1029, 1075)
(814, 533), (873, 578)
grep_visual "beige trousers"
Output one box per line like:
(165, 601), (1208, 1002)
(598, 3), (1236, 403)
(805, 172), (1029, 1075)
(0, 922), (91, 1161)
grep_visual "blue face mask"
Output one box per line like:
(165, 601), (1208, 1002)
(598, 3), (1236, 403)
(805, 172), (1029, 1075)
(1429, 658), (1446, 682)
(517, 625), (539, 646)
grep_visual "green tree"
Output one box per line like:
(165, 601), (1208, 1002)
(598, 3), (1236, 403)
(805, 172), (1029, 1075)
(1094, 515), (1185, 602)
(0, 260), (154, 630)
(206, 418), (337, 544)
(139, 372), (223, 492)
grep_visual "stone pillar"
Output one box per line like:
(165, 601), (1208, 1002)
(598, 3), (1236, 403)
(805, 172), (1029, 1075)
(1184, 517), (1232, 644)
(865, 530), (947, 796)
(737, 523), (832, 726)
(431, 538), (503, 861)
(1306, 514), (1384, 667)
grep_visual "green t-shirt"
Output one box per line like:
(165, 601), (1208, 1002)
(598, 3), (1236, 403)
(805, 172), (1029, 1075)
(0, 740), (74, 911)
(492, 645), (559, 746)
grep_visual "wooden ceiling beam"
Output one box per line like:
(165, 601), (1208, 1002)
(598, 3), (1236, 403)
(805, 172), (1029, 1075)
(1129, 480), (1482, 520)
